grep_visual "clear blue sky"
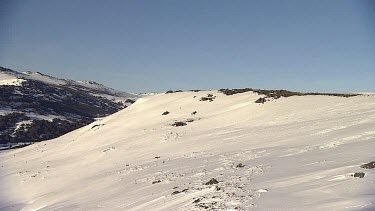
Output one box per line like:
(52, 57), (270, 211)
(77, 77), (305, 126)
(0, 0), (374, 93)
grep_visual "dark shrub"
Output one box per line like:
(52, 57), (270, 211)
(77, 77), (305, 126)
(91, 124), (104, 129)
(361, 162), (375, 169)
(10, 118), (93, 143)
(172, 121), (187, 127)
(255, 97), (266, 104)
(200, 94), (216, 102)
(165, 90), (183, 94)
(219, 88), (253, 95)
(219, 88), (359, 98)
(162, 111), (170, 115)
(171, 191), (180, 195)
(205, 178), (219, 185)
(200, 97), (213, 102)
(125, 99), (136, 104)
(186, 119), (194, 123)
(353, 172), (365, 178)
(236, 163), (245, 168)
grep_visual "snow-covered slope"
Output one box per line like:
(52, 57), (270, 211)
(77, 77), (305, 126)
(0, 91), (374, 210)
(0, 66), (138, 102)
(0, 72), (26, 86)
(0, 66), (139, 145)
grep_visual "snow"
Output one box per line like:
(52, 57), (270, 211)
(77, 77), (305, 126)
(0, 78), (26, 86)
(21, 72), (139, 100)
(0, 69), (67, 86)
(91, 93), (135, 104)
(22, 71), (67, 86)
(26, 113), (64, 121)
(0, 73), (26, 86)
(77, 80), (112, 90)
(1, 68), (140, 104)
(12, 120), (33, 134)
(0, 108), (19, 115)
(0, 68), (139, 120)
(0, 72), (18, 81)
(77, 80), (139, 101)
(1, 70), (66, 86)
(0, 91), (374, 210)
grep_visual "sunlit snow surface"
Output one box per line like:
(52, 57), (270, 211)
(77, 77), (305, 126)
(0, 91), (374, 210)
(0, 69), (139, 103)
(0, 73), (26, 86)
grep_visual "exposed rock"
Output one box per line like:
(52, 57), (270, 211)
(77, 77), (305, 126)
(360, 161), (375, 169)
(0, 66), (138, 145)
(236, 163), (246, 168)
(171, 191), (180, 195)
(200, 94), (216, 102)
(91, 124), (105, 129)
(219, 88), (359, 98)
(255, 97), (267, 104)
(353, 172), (365, 178)
(205, 178), (219, 185)
(186, 119), (194, 123)
(192, 198), (202, 204)
(172, 121), (187, 127)
(165, 90), (183, 94)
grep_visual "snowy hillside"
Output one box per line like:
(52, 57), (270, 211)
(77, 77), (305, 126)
(0, 67), (138, 103)
(0, 90), (374, 210)
(0, 66), (139, 145)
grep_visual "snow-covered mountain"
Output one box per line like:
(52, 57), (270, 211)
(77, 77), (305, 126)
(0, 66), (138, 102)
(0, 90), (374, 210)
(0, 66), (139, 145)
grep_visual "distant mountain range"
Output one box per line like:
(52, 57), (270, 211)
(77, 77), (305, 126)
(0, 66), (139, 145)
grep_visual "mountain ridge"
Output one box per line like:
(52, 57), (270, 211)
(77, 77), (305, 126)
(0, 66), (139, 145)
